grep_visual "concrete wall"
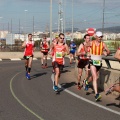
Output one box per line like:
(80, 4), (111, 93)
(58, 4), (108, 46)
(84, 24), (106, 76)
(75, 59), (120, 96)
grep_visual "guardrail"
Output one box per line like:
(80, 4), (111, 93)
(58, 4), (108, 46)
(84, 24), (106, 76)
(102, 55), (119, 69)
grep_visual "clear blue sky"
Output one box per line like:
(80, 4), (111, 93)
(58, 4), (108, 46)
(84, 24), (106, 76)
(0, 0), (120, 33)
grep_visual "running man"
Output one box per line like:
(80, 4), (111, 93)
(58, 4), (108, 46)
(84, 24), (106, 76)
(40, 36), (49, 68)
(52, 35), (59, 44)
(85, 31), (110, 101)
(105, 47), (120, 95)
(69, 40), (77, 64)
(50, 35), (59, 73)
(51, 33), (69, 91)
(21, 33), (35, 80)
(76, 34), (91, 90)
(105, 83), (120, 95)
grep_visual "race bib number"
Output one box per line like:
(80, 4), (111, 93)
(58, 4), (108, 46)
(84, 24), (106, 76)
(26, 56), (30, 59)
(56, 52), (62, 58)
(41, 49), (45, 52)
(93, 60), (101, 66)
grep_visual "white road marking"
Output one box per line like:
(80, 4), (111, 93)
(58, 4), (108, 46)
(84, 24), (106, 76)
(33, 58), (37, 60)
(51, 74), (120, 116)
(11, 58), (21, 61)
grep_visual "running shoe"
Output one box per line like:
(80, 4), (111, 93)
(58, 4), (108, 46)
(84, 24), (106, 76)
(105, 85), (114, 95)
(26, 74), (31, 80)
(77, 85), (82, 90)
(84, 80), (89, 91)
(95, 93), (102, 101)
(53, 85), (59, 92)
(77, 83), (82, 90)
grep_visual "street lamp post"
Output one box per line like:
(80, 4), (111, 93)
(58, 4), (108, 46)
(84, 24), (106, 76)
(0, 17), (3, 31)
(50, 0), (52, 44)
(24, 10), (28, 40)
(33, 16), (34, 40)
(102, 0), (105, 34)
(72, 0), (73, 40)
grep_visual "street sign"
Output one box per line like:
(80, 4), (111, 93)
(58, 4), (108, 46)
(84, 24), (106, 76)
(86, 28), (96, 36)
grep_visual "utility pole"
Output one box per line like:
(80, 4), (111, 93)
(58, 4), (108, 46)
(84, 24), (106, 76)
(19, 19), (20, 41)
(11, 19), (13, 50)
(58, 0), (63, 33)
(50, 0), (52, 44)
(72, 0), (73, 40)
(8, 22), (9, 33)
(63, 0), (66, 34)
(33, 16), (34, 40)
(102, 0), (105, 34)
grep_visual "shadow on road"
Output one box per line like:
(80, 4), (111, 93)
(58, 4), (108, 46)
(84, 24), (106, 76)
(31, 72), (47, 79)
(106, 95), (120, 108)
(106, 103), (120, 108)
(61, 82), (76, 89)
(61, 69), (71, 73)
(57, 82), (77, 94)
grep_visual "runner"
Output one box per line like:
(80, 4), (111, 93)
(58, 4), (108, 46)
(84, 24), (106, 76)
(84, 31), (110, 101)
(69, 40), (76, 64)
(105, 82), (120, 95)
(52, 35), (59, 44)
(51, 33), (69, 92)
(105, 47), (120, 95)
(21, 33), (35, 80)
(40, 36), (49, 68)
(76, 34), (91, 90)
(50, 35), (59, 73)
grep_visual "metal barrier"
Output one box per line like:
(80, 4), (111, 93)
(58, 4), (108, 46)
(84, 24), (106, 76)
(102, 55), (119, 69)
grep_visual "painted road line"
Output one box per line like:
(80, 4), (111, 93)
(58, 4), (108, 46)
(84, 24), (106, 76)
(11, 58), (21, 61)
(33, 58), (37, 60)
(43, 57), (51, 60)
(51, 74), (120, 116)
(10, 72), (44, 120)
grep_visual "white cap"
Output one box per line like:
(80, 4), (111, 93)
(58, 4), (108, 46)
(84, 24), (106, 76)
(96, 31), (103, 37)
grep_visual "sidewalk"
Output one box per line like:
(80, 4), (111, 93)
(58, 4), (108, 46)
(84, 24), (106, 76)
(0, 51), (69, 61)
(0, 51), (41, 59)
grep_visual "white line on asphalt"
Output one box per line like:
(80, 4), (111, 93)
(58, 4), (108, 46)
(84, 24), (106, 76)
(51, 74), (120, 116)
(33, 58), (38, 60)
(11, 58), (21, 61)
(10, 72), (44, 120)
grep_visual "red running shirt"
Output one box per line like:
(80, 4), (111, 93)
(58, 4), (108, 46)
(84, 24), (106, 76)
(53, 43), (66, 65)
(24, 41), (34, 56)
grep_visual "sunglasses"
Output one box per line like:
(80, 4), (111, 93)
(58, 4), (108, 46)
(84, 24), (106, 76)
(98, 36), (103, 38)
(60, 37), (64, 40)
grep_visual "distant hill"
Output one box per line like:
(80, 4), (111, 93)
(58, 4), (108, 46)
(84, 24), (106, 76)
(97, 26), (120, 33)
(53, 26), (120, 33)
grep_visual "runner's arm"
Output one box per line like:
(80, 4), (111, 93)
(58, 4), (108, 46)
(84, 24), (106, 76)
(103, 43), (110, 56)
(21, 41), (26, 49)
(64, 44), (69, 55)
(76, 44), (82, 56)
(49, 42), (54, 54)
(114, 48), (120, 60)
(40, 42), (43, 48)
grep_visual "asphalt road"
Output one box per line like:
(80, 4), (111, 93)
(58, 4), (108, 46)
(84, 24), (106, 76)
(0, 59), (120, 120)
